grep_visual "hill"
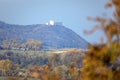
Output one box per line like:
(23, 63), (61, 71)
(0, 21), (88, 49)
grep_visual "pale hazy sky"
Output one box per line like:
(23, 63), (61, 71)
(0, 0), (113, 43)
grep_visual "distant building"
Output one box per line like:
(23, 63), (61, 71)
(54, 22), (63, 26)
(45, 20), (62, 26)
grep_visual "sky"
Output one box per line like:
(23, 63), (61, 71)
(0, 0), (114, 43)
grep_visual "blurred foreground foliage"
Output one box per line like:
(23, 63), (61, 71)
(82, 0), (120, 80)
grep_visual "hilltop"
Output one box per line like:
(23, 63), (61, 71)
(0, 20), (88, 49)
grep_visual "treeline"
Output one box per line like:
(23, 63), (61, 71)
(0, 49), (84, 68)
(0, 49), (85, 79)
(0, 39), (42, 51)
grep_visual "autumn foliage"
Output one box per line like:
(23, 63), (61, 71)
(82, 0), (120, 80)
